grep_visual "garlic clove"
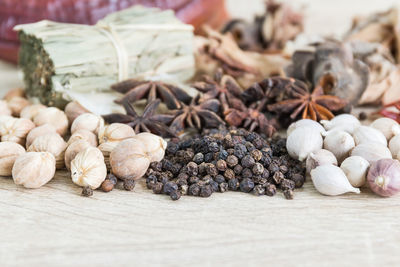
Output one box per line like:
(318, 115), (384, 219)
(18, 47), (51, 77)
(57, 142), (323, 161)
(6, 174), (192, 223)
(286, 127), (323, 161)
(71, 113), (104, 135)
(64, 140), (92, 171)
(7, 96), (30, 117)
(367, 159), (400, 197)
(287, 119), (326, 136)
(131, 132), (167, 162)
(0, 100), (11, 116)
(320, 114), (361, 134)
(98, 123), (135, 144)
(323, 130), (355, 163)
(370, 117), (400, 140)
(351, 142), (392, 164)
(306, 149), (337, 174)
(12, 152), (56, 189)
(352, 126), (387, 146)
(20, 104), (46, 121)
(28, 133), (67, 169)
(64, 101), (89, 124)
(67, 129), (98, 147)
(70, 147), (107, 189)
(0, 142), (26, 176)
(340, 156), (370, 187)
(389, 134), (400, 157)
(33, 107), (69, 136)
(26, 124), (57, 148)
(311, 165), (360, 196)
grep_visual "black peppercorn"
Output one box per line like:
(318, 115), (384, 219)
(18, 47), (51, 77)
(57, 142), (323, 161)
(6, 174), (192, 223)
(226, 155), (239, 167)
(150, 161), (163, 172)
(163, 181), (178, 195)
(200, 185), (213, 197)
(202, 175), (212, 183)
(170, 190), (181, 200)
(82, 186), (93, 197)
(223, 134), (234, 148)
(198, 162), (207, 175)
(205, 163), (218, 177)
(218, 149), (229, 160)
(359, 111), (367, 121)
(261, 169), (270, 179)
(265, 183), (277, 196)
(177, 172), (189, 181)
(188, 184), (200, 196)
(216, 159), (227, 171)
(146, 174), (157, 189)
(233, 164), (243, 175)
(241, 155), (255, 168)
(152, 182), (163, 194)
(291, 173), (305, 188)
(188, 176), (200, 185)
(279, 165), (288, 174)
(252, 137), (265, 149)
(283, 189), (294, 200)
(209, 142), (220, 153)
(245, 141), (255, 152)
(228, 178), (239, 191)
(123, 179), (136, 191)
(227, 148), (235, 155)
(214, 174), (226, 184)
(240, 178), (255, 193)
(166, 141), (179, 154)
(253, 185), (265, 196)
(268, 162), (280, 174)
(250, 149), (263, 161)
(210, 180), (219, 192)
(224, 169), (235, 180)
(219, 182), (229, 193)
(245, 132), (258, 142)
(193, 153), (204, 164)
(176, 177), (188, 187)
(186, 162), (198, 176)
(180, 185), (189, 195)
(281, 179), (295, 191)
(272, 171), (284, 184)
(241, 168), (253, 179)
(234, 144), (247, 159)
(183, 150), (195, 163)
(204, 152), (214, 163)
(252, 163), (264, 175)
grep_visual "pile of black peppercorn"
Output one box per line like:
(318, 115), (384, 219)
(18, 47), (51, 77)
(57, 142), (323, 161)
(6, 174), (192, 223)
(144, 126), (305, 200)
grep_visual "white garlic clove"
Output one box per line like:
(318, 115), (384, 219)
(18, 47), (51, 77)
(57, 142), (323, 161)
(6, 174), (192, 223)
(70, 147), (107, 189)
(64, 101), (89, 124)
(306, 149), (337, 174)
(28, 133), (67, 169)
(98, 123), (135, 144)
(287, 119), (326, 136)
(33, 107), (69, 136)
(110, 138), (151, 180)
(26, 124), (57, 148)
(352, 126), (387, 146)
(370, 117), (400, 140)
(0, 100), (11, 116)
(20, 104), (46, 121)
(0, 118), (35, 145)
(351, 142), (392, 164)
(323, 130), (355, 163)
(12, 152), (56, 189)
(0, 142), (26, 176)
(286, 127), (323, 161)
(71, 113), (104, 135)
(64, 140), (92, 171)
(389, 134), (400, 157)
(320, 114), (361, 134)
(67, 129), (98, 147)
(7, 96), (30, 117)
(311, 165), (360, 196)
(132, 132), (167, 162)
(340, 156), (370, 187)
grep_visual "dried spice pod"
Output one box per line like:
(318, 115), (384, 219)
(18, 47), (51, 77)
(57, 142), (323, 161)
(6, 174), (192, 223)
(33, 107), (69, 136)
(71, 113), (104, 135)
(7, 96), (30, 117)
(26, 124), (57, 148)
(64, 101), (89, 124)
(98, 123), (135, 144)
(132, 132), (167, 162)
(20, 104), (46, 121)
(67, 129), (98, 147)
(0, 117), (35, 145)
(28, 133), (67, 169)
(64, 140), (92, 171)
(0, 142), (26, 176)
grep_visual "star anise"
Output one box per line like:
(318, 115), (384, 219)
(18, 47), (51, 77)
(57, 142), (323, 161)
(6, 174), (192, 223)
(103, 99), (176, 137)
(112, 79), (192, 109)
(169, 94), (225, 134)
(267, 80), (348, 122)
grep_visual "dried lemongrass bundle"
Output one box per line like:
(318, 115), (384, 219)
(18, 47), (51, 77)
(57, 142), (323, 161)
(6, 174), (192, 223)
(15, 6), (194, 115)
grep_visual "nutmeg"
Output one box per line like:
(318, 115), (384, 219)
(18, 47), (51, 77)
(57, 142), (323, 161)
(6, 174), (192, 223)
(20, 104), (46, 121)
(0, 118), (35, 145)
(132, 132), (167, 162)
(3, 88), (25, 101)
(28, 133), (67, 169)
(33, 107), (69, 136)
(64, 101), (89, 124)
(0, 142), (26, 176)
(71, 113), (104, 135)
(98, 123), (135, 144)
(26, 124), (57, 148)
(67, 129), (98, 147)
(64, 140), (92, 170)
(7, 96), (30, 117)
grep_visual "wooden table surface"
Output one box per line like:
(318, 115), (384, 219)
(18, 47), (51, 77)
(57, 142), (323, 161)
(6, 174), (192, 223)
(1, 1), (400, 266)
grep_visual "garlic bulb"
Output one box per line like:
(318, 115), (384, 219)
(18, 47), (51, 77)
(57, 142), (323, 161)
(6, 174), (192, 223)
(67, 129), (98, 147)
(389, 134), (400, 157)
(286, 127), (323, 161)
(33, 107), (69, 136)
(64, 140), (92, 170)
(306, 149), (337, 174)
(26, 124), (57, 148)
(367, 159), (400, 197)
(28, 133), (67, 169)
(70, 147), (107, 189)
(323, 130), (355, 163)
(351, 142), (392, 164)
(0, 142), (26, 176)
(132, 132), (167, 162)
(0, 118), (35, 145)
(98, 141), (120, 169)
(12, 152), (56, 188)
(7, 96), (30, 117)
(287, 119), (326, 136)
(370, 118), (400, 140)
(98, 123), (135, 144)
(340, 156), (370, 187)
(320, 114), (361, 134)
(352, 126), (387, 146)
(311, 165), (360, 196)
(0, 100), (11, 116)
(20, 104), (46, 121)
(110, 138), (151, 180)
(64, 101), (89, 124)
(71, 113), (104, 134)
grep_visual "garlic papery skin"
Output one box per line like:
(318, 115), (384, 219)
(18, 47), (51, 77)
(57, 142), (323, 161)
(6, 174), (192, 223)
(370, 118), (400, 140)
(367, 159), (400, 197)
(67, 129), (98, 147)
(12, 152), (56, 189)
(0, 100), (11, 116)
(352, 126), (387, 146)
(71, 113), (104, 135)
(20, 104), (46, 121)
(0, 142), (26, 176)
(33, 107), (69, 136)
(26, 124), (57, 148)
(389, 134), (400, 157)
(323, 130), (355, 163)
(110, 138), (151, 180)
(132, 132), (167, 162)
(306, 149), (337, 174)
(311, 165), (360, 196)
(28, 133), (67, 169)
(287, 119), (326, 136)
(320, 114), (361, 134)
(0, 118), (35, 145)
(64, 140), (92, 170)
(7, 96), (30, 117)
(286, 127), (323, 161)
(340, 156), (370, 187)
(70, 147), (107, 189)
(98, 123), (135, 144)
(64, 101), (89, 124)
(351, 142), (392, 164)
